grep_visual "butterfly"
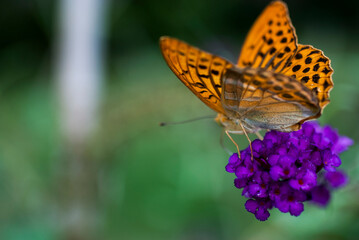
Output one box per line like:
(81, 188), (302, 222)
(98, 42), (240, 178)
(160, 1), (333, 155)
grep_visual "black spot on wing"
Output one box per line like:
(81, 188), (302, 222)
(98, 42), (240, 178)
(295, 53), (303, 59)
(211, 70), (219, 76)
(194, 82), (206, 88)
(252, 80), (261, 85)
(294, 91), (306, 98)
(282, 93), (293, 99)
(198, 64), (207, 69)
(308, 50), (320, 56)
(313, 63), (319, 71)
(270, 47), (276, 54)
(317, 57), (328, 63)
(284, 83), (295, 89)
(322, 68), (331, 74)
(301, 76), (309, 83)
(198, 74), (209, 78)
(302, 67), (310, 73)
(292, 65), (301, 72)
(312, 74), (320, 83)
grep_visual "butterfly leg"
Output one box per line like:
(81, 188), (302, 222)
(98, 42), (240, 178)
(225, 130), (241, 159)
(238, 121), (253, 161)
(220, 129), (233, 155)
(255, 131), (263, 140)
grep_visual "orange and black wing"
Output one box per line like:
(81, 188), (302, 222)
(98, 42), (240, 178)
(279, 45), (333, 109)
(160, 37), (234, 114)
(237, 1), (297, 72)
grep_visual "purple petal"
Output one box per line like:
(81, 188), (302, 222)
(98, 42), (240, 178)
(323, 152), (341, 172)
(289, 202), (304, 216)
(252, 171), (262, 183)
(278, 155), (296, 165)
(269, 183), (282, 201)
(281, 165), (295, 179)
(289, 171), (317, 191)
(302, 170), (317, 190)
(311, 185), (331, 206)
(325, 171), (348, 188)
(235, 166), (252, 178)
(261, 172), (271, 183)
(302, 121), (317, 137)
(287, 146), (300, 158)
(310, 151), (322, 166)
(301, 160), (317, 173)
(255, 207), (270, 221)
(264, 131), (280, 144)
(263, 139), (274, 151)
(289, 179), (302, 190)
(293, 190), (307, 202)
(333, 136), (354, 154)
(276, 199), (289, 213)
(245, 199), (258, 214)
(268, 154), (280, 166)
(248, 183), (261, 196)
(252, 139), (263, 154)
(225, 163), (237, 173)
(269, 165), (282, 181)
(228, 153), (240, 164)
(313, 132), (331, 149)
(323, 125), (339, 143)
(226, 153), (242, 172)
(234, 178), (247, 189)
(277, 146), (288, 155)
(298, 138), (310, 150)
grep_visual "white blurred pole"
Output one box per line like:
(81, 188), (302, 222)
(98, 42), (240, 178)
(56, 0), (106, 239)
(57, 0), (105, 143)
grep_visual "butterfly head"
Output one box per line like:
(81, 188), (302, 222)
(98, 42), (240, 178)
(215, 113), (259, 134)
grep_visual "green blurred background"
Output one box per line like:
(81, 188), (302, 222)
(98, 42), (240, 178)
(1, 0), (359, 239)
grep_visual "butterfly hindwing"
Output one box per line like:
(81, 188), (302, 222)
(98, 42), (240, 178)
(160, 37), (233, 114)
(222, 67), (320, 131)
(280, 44), (333, 109)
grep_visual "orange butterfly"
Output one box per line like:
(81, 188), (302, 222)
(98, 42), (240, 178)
(160, 1), (333, 155)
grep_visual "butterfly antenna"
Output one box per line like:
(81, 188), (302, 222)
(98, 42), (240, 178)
(159, 115), (215, 127)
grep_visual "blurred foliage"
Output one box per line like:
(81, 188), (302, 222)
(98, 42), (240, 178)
(0, 0), (359, 239)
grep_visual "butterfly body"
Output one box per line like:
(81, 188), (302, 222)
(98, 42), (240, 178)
(160, 1), (333, 135)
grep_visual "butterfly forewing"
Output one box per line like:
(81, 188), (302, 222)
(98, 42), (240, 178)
(160, 37), (233, 114)
(237, 1), (297, 71)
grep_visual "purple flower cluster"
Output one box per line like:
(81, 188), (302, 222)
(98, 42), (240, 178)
(226, 122), (353, 221)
